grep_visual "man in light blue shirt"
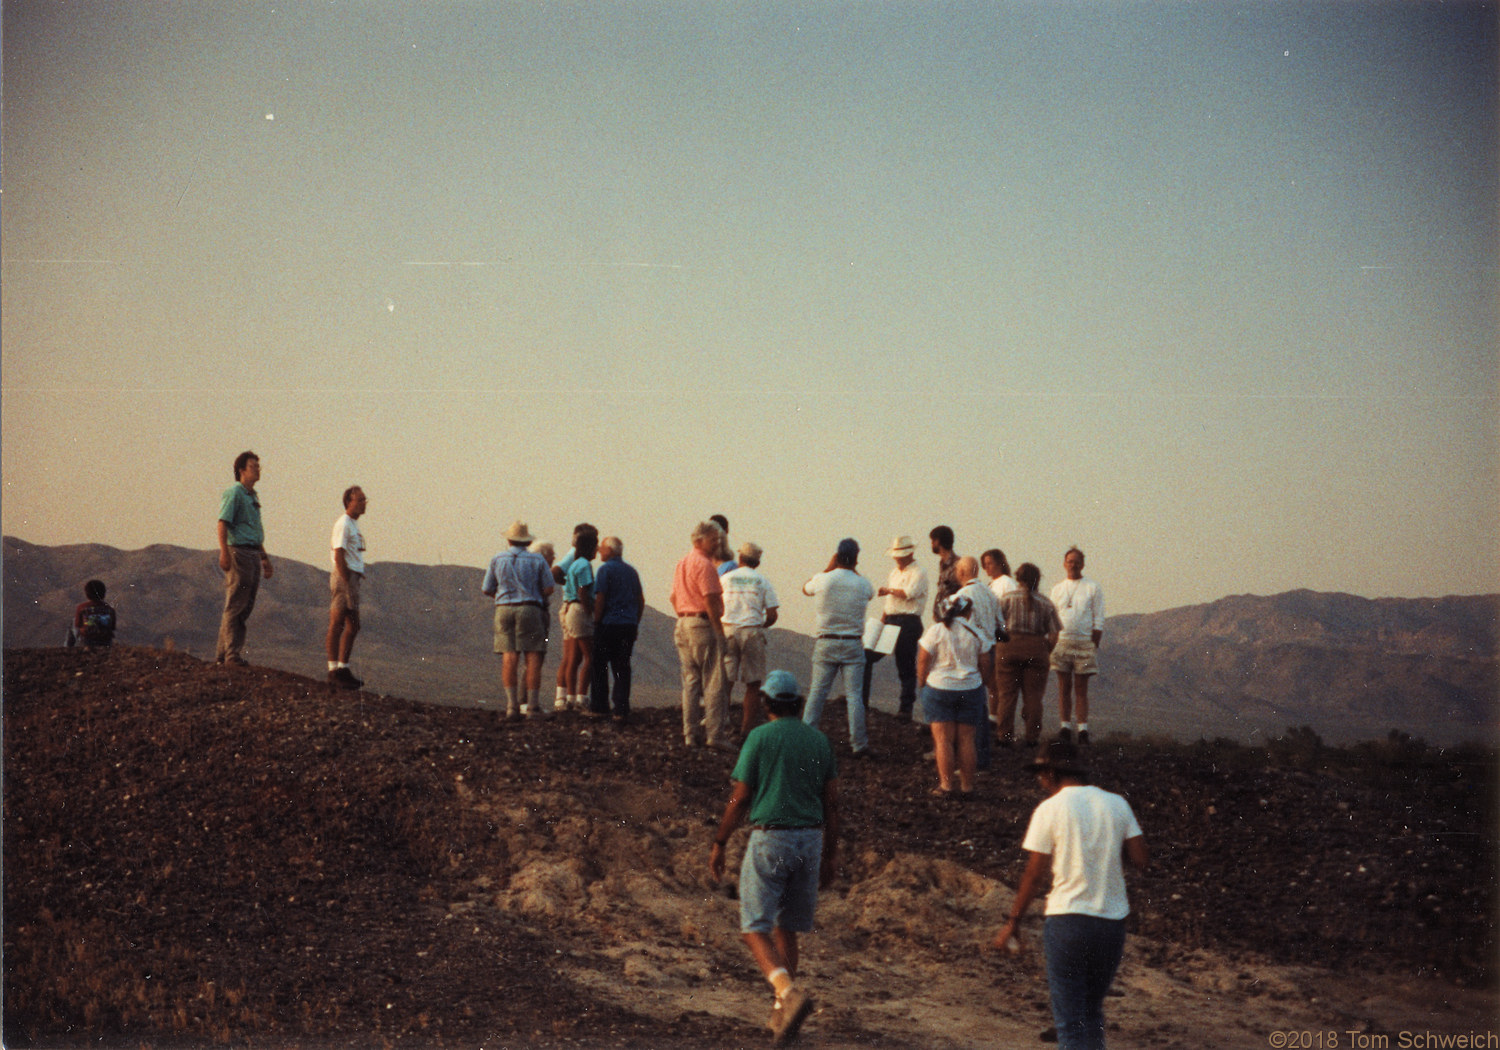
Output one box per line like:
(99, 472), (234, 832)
(215, 450), (272, 665)
(801, 538), (876, 757)
(482, 520), (555, 719)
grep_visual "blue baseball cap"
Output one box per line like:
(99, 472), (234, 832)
(761, 669), (802, 702)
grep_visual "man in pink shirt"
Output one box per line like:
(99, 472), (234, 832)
(671, 520), (732, 750)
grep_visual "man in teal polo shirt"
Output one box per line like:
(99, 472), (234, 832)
(709, 670), (839, 1045)
(216, 450), (273, 665)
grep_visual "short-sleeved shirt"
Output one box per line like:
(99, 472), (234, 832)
(330, 513), (366, 575)
(218, 483), (264, 548)
(1000, 590), (1062, 637)
(594, 558), (644, 626)
(933, 554), (961, 618)
(918, 618), (988, 690)
(802, 568), (874, 636)
(1050, 576), (1105, 641)
(563, 557), (594, 603)
(482, 545), (553, 605)
(1022, 784), (1143, 919)
(670, 548), (723, 616)
(882, 563), (929, 618)
(732, 716), (838, 828)
(721, 566), (780, 628)
(959, 580), (1004, 642)
(990, 574), (1019, 599)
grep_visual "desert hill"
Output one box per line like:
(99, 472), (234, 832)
(5, 536), (1497, 744)
(4, 646), (1494, 1049)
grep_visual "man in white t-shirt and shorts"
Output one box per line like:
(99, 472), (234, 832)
(721, 541), (781, 736)
(327, 486), (368, 690)
(1049, 547), (1105, 746)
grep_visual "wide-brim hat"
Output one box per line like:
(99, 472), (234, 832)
(1028, 739), (1090, 777)
(505, 520), (535, 544)
(888, 534), (916, 557)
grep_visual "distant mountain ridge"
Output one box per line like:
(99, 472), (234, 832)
(5, 536), (1495, 744)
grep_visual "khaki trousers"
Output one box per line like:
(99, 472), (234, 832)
(675, 616), (728, 746)
(216, 546), (262, 662)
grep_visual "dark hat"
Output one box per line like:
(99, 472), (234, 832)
(1028, 739), (1090, 777)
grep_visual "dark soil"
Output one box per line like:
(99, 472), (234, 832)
(4, 646), (1494, 1048)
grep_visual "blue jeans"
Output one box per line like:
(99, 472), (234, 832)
(1044, 914), (1127, 1050)
(802, 637), (868, 751)
(739, 828), (823, 934)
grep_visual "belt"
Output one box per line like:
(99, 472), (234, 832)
(500, 601), (543, 608)
(678, 612), (709, 620)
(750, 824), (822, 832)
(817, 633), (861, 640)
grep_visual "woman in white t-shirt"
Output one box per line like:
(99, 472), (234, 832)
(917, 595), (989, 799)
(981, 548), (1018, 599)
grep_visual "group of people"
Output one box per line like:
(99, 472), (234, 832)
(480, 519), (646, 722)
(656, 517), (1110, 803)
(210, 453), (1108, 760)
(205, 454), (1138, 1048)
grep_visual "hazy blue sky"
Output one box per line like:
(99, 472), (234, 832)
(4, 1), (1496, 635)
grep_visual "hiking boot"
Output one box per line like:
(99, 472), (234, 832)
(1057, 728), (1072, 743)
(330, 667), (363, 690)
(1077, 730), (1090, 747)
(771, 987), (814, 1045)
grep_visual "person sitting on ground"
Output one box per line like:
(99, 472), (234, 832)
(917, 594), (988, 799)
(67, 579), (117, 648)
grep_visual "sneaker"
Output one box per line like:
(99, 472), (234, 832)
(1057, 728), (1072, 743)
(224, 655), (250, 667)
(331, 667), (363, 690)
(850, 748), (875, 760)
(1077, 729), (1090, 747)
(771, 987), (814, 1045)
(706, 739), (736, 754)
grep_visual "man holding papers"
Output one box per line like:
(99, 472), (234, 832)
(859, 535), (929, 723)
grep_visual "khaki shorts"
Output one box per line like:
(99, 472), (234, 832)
(722, 625), (767, 684)
(562, 600), (594, 639)
(1049, 638), (1099, 676)
(330, 571), (362, 614)
(494, 603), (547, 653)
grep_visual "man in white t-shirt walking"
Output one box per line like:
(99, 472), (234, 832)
(721, 542), (781, 736)
(802, 538), (876, 758)
(326, 485), (368, 690)
(991, 741), (1146, 1050)
(1049, 547), (1105, 746)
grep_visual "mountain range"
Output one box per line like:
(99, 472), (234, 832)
(5, 536), (1495, 745)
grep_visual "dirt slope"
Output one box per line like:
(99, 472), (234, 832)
(4, 647), (1494, 1048)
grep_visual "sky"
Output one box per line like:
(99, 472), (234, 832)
(3, 1), (1497, 636)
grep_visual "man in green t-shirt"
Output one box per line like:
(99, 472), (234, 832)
(216, 450), (272, 665)
(709, 670), (839, 1045)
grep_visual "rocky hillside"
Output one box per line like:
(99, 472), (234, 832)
(3, 647), (1494, 1049)
(5, 537), (1495, 743)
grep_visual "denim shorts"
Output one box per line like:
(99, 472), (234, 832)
(920, 684), (987, 725)
(738, 828), (823, 934)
